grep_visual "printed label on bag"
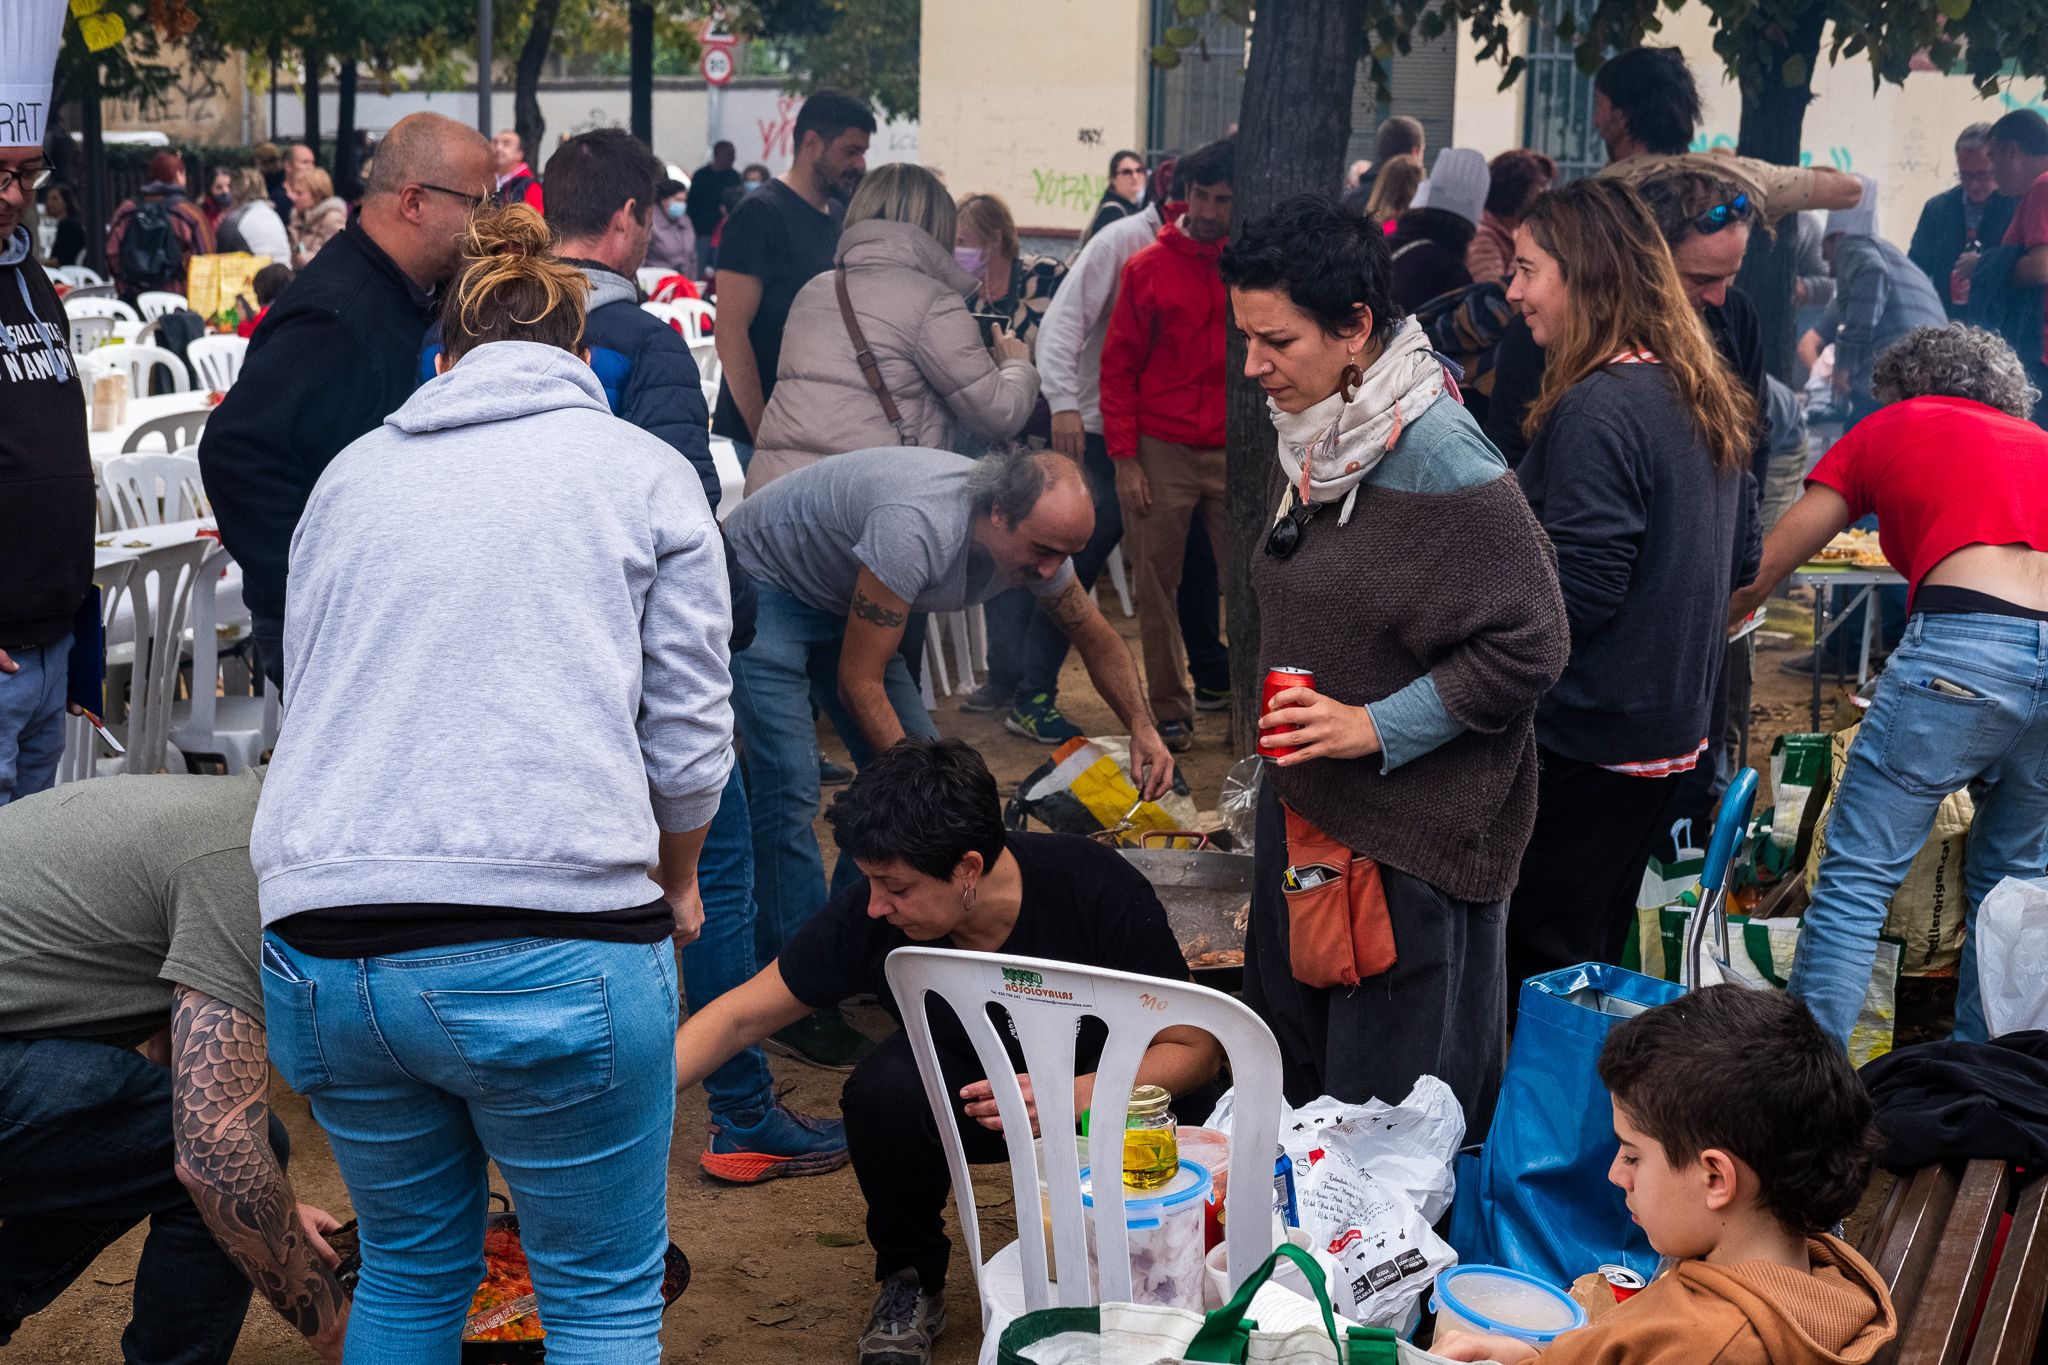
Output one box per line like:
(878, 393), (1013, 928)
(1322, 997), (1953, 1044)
(988, 964), (1095, 1009)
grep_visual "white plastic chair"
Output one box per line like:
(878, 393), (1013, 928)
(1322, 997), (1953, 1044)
(56, 557), (135, 784)
(135, 290), (187, 322)
(1104, 545), (1135, 617)
(882, 947), (1284, 1351)
(106, 540), (209, 775)
(53, 265), (108, 288)
(68, 313), (115, 354)
(635, 265), (672, 296)
(169, 539), (277, 773)
(64, 296), (140, 323)
(642, 297), (715, 345)
(83, 341), (195, 396)
(186, 334), (248, 391)
(707, 435), (744, 521)
(122, 408), (212, 454)
(101, 453), (208, 528)
(691, 339), (721, 407)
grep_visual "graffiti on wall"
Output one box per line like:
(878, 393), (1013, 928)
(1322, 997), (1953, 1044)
(1031, 167), (1110, 212)
(1690, 131), (1853, 170)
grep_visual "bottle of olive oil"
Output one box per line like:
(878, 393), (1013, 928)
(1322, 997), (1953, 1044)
(1121, 1085), (1179, 1190)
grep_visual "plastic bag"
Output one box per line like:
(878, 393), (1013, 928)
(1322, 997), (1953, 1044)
(1295, 1147), (1454, 1330)
(1979, 877), (2048, 1037)
(1207, 1078), (1463, 1225)
(1004, 736), (1197, 846)
(1219, 754), (1264, 850)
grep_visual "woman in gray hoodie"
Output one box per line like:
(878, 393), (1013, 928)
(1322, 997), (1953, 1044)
(253, 205), (732, 1362)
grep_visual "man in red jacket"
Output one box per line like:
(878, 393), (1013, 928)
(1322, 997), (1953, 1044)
(1100, 136), (1234, 749)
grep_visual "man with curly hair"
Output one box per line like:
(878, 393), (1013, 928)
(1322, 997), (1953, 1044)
(1435, 986), (1896, 1364)
(1730, 324), (2048, 1047)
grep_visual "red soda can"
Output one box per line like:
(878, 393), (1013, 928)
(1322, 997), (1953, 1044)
(1598, 1264), (1647, 1302)
(1258, 666), (1316, 759)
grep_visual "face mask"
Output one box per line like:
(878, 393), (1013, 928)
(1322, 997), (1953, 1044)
(665, 201), (687, 221)
(954, 246), (987, 275)
(213, 190), (234, 207)
(743, 179), (765, 193)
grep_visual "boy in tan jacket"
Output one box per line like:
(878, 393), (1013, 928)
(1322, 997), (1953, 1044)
(1436, 985), (1897, 1365)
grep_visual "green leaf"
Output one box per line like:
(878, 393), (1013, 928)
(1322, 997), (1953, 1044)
(1780, 53), (1809, 86)
(815, 1231), (863, 1247)
(1175, 0), (1209, 16)
(1218, 0), (1251, 22)
(1148, 42), (1182, 67)
(1935, 0), (1970, 19)
(1164, 22), (1199, 45)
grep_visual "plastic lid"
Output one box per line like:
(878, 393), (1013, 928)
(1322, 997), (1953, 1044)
(1079, 1159), (1212, 1223)
(1431, 1265), (1587, 1341)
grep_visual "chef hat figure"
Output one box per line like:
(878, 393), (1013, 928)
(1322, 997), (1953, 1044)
(0, 1), (70, 151)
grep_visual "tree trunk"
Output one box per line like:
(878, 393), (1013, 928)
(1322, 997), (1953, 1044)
(629, 3), (654, 146)
(82, 60), (107, 274)
(334, 60), (360, 200)
(1733, 4), (1825, 381)
(301, 46), (323, 163)
(1223, 0), (1366, 753)
(515, 0), (561, 166)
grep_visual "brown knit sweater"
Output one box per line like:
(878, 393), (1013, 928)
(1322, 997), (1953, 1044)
(1253, 467), (1569, 902)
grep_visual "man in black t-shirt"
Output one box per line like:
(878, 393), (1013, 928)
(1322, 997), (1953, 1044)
(685, 140), (741, 261)
(675, 739), (1220, 1365)
(711, 90), (876, 458)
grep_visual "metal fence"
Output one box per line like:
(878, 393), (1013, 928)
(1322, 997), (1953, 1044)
(1521, 7), (1607, 182)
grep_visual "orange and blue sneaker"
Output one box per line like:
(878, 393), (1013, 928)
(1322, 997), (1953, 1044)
(699, 1100), (849, 1184)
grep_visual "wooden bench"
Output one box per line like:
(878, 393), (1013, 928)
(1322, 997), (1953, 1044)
(1857, 1159), (2048, 1364)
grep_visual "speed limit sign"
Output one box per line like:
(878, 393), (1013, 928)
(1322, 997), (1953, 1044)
(700, 45), (734, 86)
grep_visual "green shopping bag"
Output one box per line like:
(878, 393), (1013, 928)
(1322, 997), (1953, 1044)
(997, 1244), (1440, 1364)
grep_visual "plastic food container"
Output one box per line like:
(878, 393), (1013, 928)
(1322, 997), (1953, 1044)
(1203, 1224), (1339, 1311)
(1080, 1159), (1212, 1310)
(1175, 1126), (1230, 1249)
(1431, 1265), (1587, 1345)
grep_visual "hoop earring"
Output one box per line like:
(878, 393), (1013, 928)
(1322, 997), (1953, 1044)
(1340, 364), (1364, 403)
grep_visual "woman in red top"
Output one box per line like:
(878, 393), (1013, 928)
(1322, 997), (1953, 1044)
(1732, 324), (2048, 1046)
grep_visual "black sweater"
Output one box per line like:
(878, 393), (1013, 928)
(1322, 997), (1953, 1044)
(0, 240), (94, 648)
(198, 220), (437, 634)
(1517, 365), (1760, 766)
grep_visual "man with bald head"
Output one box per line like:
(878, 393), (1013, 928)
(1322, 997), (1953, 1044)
(200, 113), (494, 684)
(720, 447), (1172, 979)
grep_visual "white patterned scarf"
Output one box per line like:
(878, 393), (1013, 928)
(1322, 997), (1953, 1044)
(1268, 317), (1452, 524)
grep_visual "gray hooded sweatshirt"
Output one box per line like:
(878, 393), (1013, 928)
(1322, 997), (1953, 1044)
(253, 340), (733, 924)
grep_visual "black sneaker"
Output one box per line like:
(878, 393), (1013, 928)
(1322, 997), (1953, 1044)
(820, 759), (855, 786)
(857, 1269), (946, 1365)
(1158, 719), (1194, 752)
(764, 1008), (874, 1072)
(957, 680), (1009, 713)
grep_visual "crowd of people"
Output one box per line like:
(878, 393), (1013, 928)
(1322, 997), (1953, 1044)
(3, 9), (2047, 1363)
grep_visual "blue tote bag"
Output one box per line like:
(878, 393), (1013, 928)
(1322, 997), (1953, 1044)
(1448, 963), (1682, 1285)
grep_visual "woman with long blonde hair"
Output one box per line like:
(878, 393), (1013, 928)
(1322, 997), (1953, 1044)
(255, 204), (733, 1362)
(1504, 175), (1761, 993)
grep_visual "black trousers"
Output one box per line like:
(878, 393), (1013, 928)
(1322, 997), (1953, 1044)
(840, 1030), (1008, 1291)
(1242, 782), (1509, 1138)
(1505, 746), (1683, 1008)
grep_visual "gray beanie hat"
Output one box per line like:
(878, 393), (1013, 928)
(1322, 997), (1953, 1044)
(1825, 174), (1880, 240)
(1409, 148), (1489, 227)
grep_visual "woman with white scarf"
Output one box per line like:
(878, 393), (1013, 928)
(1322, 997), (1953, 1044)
(1219, 194), (1568, 1134)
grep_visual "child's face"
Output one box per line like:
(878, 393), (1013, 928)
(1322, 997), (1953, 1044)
(1608, 1102), (1726, 1259)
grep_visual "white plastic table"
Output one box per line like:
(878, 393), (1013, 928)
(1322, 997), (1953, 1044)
(94, 519), (247, 650)
(88, 393), (218, 461)
(1790, 564), (1908, 730)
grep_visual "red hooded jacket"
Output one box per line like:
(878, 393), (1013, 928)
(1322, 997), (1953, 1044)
(1099, 219), (1227, 457)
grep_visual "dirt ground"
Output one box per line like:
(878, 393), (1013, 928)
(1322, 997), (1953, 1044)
(9, 590), (1901, 1363)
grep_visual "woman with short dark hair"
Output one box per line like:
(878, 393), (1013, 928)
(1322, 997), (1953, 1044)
(1730, 324), (2048, 1048)
(675, 737), (1222, 1365)
(1219, 193), (1568, 1132)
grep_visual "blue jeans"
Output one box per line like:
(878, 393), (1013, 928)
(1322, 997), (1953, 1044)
(683, 767), (776, 1124)
(0, 633), (72, 806)
(262, 935), (679, 1365)
(732, 583), (937, 964)
(982, 437), (1125, 703)
(1788, 613), (2048, 1046)
(0, 1035), (283, 1363)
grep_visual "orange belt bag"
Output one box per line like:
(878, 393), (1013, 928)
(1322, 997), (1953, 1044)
(1280, 802), (1397, 988)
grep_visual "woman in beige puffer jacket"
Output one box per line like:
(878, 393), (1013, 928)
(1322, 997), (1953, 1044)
(745, 163), (1040, 493)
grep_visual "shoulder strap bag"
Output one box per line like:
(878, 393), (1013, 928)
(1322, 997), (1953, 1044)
(834, 266), (919, 445)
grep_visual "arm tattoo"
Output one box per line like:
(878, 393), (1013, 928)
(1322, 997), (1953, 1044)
(171, 988), (348, 1344)
(850, 588), (908, 630)
(1042, 581), (1095, 632)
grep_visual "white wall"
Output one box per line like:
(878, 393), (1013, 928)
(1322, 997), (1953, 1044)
(270, 80), (918, 176)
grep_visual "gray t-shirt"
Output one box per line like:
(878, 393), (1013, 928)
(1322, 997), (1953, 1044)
(0, 772), (265, 1042)
(724, 447), (1075, 616)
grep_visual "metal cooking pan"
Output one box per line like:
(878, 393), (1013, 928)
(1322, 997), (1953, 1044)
(1119, 831), (1251, 985)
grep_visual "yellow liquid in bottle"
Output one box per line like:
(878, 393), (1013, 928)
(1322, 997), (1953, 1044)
(1122, 1128), (1179, 1190)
